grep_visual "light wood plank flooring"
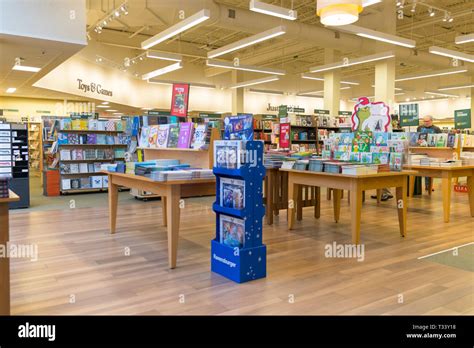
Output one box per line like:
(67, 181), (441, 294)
(8, 186), (474, 315)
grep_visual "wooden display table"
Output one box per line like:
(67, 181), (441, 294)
(281, 169), (413, 244)
(404, 165), (474, 223)
(104, 171), (215, 269)
(0, 190), (20, 315)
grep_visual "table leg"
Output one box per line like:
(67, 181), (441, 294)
(442, 175), (452, 223)
(467, 175), (474, 217)
(333, 189), (341, 223)
(288, 177), (296, 230)
(349, 185), (362, 245)
(265, 172), (273, 225)
(108, 176), (119, 234)
(376, 189), (382, 204)
(0, 203), (10, 315)
(327, 188), (331, 200)
(315, 186), (321, 219)
(408, 175), (415, 197)
(396, 183), (407, 238)
(428, 178), (434, 196)
(162, 196), (167, 227)
(166, 185), (181, 269)
(297, 185), (303, 221)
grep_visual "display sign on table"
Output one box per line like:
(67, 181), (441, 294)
(351, 97), (391, 132)
(278, 105), (288, 118)
(170, 83), (190, 117)
(454, 109), (471, 129)
(399, 104), (419, 127)
(279, 123), (290, 149)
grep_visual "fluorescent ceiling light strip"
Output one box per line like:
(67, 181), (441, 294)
(6, 87), (16, 93)
(96, 105), (109, 108)
(309, 51), (395, 73)
(207, 26), (286, 59)
(425, 90), (459, 98)
(207, 59), (286, 75)
(297, 94), (323, 98)
(300, 86), (350, 95)
(107, 109), (118, 112)
(141, 62), (183, 80)
(230, 75), (279, 89)
(395, 67), (467, 82)
(455, 33), (474, 44)
(12, 65), (41, 72)
(428, 46), (474, 63)
(248, 89), (284, 95)
(301, 73), (359, 85)
(249, 0), (297, 20)
(191, 83), (216, 90)
(340, 25), (416, 48)
(141, 9), (210, 49)
(438, 83), (474, 91)
(362, 0), (382, 6)
(370, 84), (403, 91)
(146, 50), (182, 62)
(395, 92), (405, 96)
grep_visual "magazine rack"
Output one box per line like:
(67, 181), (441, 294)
(211, 140), (267, 283)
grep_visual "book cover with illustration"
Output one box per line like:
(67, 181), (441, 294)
(417, 133), (428, 147)
(447, 133), (456, 148)
(373, 132), (388, 146)
(427, 134), (437, 147)
(148, 125), (159, 148)
(178, 122), (194, 148)
(409, 132), (419, 147)
(213, 140), (243, 169)
(156, 124), (170, 148)
(87, 134), (97, 145)
(224, 115), (253, 141)
(60, 119), (72, 130)
(96, 134), (107, 145)
(167, 125), (179, 148)
(219, 214), (245, 249)
(191, 124), (209, 150)
(352, 131), (373, 152)
(390, 132), (409, 141)
(138, 126), (150, 148)
(436, 134), (447, 147)
(372, 152), (389, 164)
(220, 177), (245, 210)
(339, 133), (354, 146)
(389, 152), (403, 171)
(67, 134), (79, 145)
(360, 152), (373, 164)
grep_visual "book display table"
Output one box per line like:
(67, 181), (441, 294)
(0, 190), (20, 315)
(103, 171), (215, 269)
(404, 165), (474, 223)
(281, 169), (413, 244)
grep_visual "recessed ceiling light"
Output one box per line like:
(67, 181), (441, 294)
(12, 64), (41, 72)
(101, 101), (109, 105)
(6, 87), (16, 93)
(106, 109), (118, 112)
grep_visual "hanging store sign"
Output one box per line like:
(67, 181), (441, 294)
(351, 97), (391, 132)
(399, 103), (419, 127)
(454, 109), (471, 129)
(77, 78), (113, 97)
(170, 83), (190, 117)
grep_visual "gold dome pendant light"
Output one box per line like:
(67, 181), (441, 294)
(317, 0), (363, 26)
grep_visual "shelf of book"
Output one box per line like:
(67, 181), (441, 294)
(409, 146), (460, 160)
(60, 158), (124, 163)
(140, 147), (207, 152)
(58, 144), (127, 147)
(61, 172), (107, 176)
(28, 121), (42, 173)
(62, 188), (107, 194)
(58, 130), (123, 134)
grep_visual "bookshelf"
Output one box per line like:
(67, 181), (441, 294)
(27, 121), (42, 174)
(289, 115), (318, 152)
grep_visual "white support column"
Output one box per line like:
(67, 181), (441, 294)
(323, 49), (340, 116)
(470, 81), (474, 130)
(231, 70), (244, 114)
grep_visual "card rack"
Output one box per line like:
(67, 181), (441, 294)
(211, 140), (267, 283)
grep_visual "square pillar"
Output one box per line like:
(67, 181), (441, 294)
(232, 70), (244, 114)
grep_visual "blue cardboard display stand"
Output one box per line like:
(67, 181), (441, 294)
(211, 140), (267, 283)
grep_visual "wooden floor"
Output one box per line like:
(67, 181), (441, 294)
(8, 185), (473, 315)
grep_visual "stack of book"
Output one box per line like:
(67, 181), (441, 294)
(461, 153), (474, 165)
(151, 170), (193, 182)
(190, 169), (214, 179)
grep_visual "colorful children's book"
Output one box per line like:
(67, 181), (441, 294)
(339, 133), (354, 146)
(96, 134), (106, 145)
(372, 152), (389, 164)
(409, 132), (419, 147)
(156, 124), (170, 148)
(214, 140), (243, 169)
(61, 179), (71, 190)
(115, 120), (124, 132)
(224, 115), (253, 141)
(390, 132), (409, 141)
(178, 122), (194, 148)
(139, 126), (150, 148)
(349, 152), (360, 162)
(191, 124), (209, 150)
(417, 133), (428, 147)
(388, 140), (407, 153)
(91, 176), (103, 188)
(58, 133), (68, 145)
(436, 134), (447, 147)
(360, 152), (373, 164)
(167, 125), (179, 148)
(67, 134), (79, 145)
(447, 133), (456, 148)
(87, 134), (97, 145)
(106, 135), (115, 145)
(79, 118), (88, 130)
(88, 119), (98, 130)
(60, 119), (72, 130)
(220, 177), (245, 209)
(60, 149), (71, 161)
(105, 120), (116, 131)
(219, 214), (245, 248)
(71, 119), (81, 130)
(427, 134), (437, 147)
(389, 152), (403, 171)
(373, 132), (388, 146)
(352, 131), (373, 152)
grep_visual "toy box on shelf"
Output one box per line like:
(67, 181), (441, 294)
(211, 117), (266, 283)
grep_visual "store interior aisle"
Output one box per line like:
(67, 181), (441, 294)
(8, 186), (473, 315)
